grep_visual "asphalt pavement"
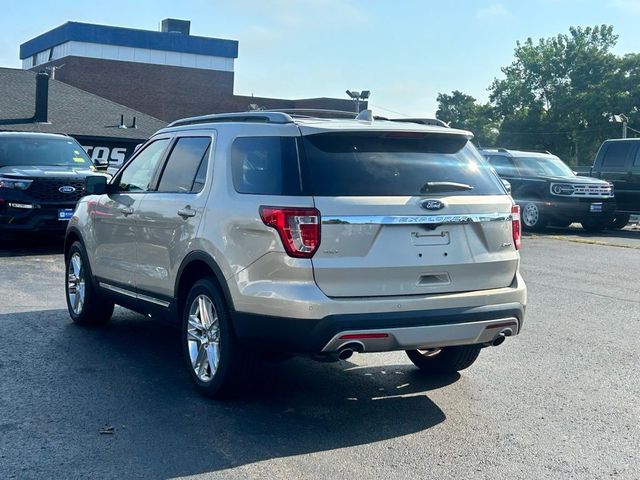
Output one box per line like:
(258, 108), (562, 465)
(0, 228), (639, 479)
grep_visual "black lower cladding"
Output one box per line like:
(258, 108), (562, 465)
(232, 302), (525, 353)
(542, 197), (616, 221)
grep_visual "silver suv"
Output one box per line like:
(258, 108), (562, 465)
(64, 110), (527, 397)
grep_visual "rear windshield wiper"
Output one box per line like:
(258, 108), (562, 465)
(420, 182), (474, 193)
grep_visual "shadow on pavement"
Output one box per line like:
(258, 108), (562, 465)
(1, 308), (455, 478)
(0, 233), (64, 257)
(523, 224), (640, 242)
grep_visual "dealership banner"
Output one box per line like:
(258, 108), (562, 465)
(75, 137), (144, 168)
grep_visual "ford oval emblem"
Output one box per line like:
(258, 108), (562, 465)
(59, 185), (76, 194)
(421, 199), (446, 211)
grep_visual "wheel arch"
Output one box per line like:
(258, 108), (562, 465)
(64, 227), (84, 259)
(174, 251), (235, 319)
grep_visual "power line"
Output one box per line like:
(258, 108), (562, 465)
(368, 104), (411, 117)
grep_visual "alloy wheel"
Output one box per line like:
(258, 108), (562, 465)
(67, 252), (85, 315)
(187, 294), (221, 382)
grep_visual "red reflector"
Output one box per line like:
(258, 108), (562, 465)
(511, 204), (521, 250)
(339, 333), (389, 340)
(260, 206), (320, 258)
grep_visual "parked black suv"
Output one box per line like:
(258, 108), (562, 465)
(0, 132), (100, 234)
(589, 138), (640, 229)
(480, 148), (615, 232)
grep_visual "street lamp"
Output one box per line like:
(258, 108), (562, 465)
(610, 113), (629, 138)
(346, 90), (370, 113)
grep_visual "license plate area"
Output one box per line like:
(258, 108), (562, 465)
(590, 202), (603, 213)
(58, 209), (74, 221)
(411, 230), (450, 246)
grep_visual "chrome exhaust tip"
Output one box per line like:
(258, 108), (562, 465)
(492, 327), (513, 347)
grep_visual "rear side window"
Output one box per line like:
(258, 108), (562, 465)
(231, 137), (302, 195)
(488, 156), (518, 176)
(601, 142), (631, 168)
(157, 137), (211, 193)
(301, 132), (503, 196)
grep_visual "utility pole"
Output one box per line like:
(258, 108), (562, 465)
(345, 90), (370, 113)
(611, 114), (629, 138)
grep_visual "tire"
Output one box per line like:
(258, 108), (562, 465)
(182, 278), (244, 398)
(65, 241), (114, 326)
(520, 201), (547, 232)
(610, 214), (630, 230)
(581, 219), (608, 233)
(406, 345), (482, 374)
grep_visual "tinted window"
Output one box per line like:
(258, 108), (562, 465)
(231, 137), (301, 195)
(488, 156), (518, 176)
(0, 137), (92, 168)
(301, 133), (503, 196)
(602, 142), (631, 168)
(157, 137), (211, 193)
(117, 139), (169, 192)
(514, 156), (574, 177)
(633, 146), (640, 167)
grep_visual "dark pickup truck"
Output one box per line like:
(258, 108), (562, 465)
(589, 138), (640, 229)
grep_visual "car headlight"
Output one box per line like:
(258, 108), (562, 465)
(551, 183), (575, 195)
(0, 176), (33, 190)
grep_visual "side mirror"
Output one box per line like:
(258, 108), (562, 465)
(93, 158), (110, 172)
(85, 175), (109, 195)
(501, 179), (512, 195)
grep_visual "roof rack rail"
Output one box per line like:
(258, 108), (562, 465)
(261, 108), (357, 118)
(479, 147), (509, 153)
(383, 118), (450, 128)
(168, 111), (294, 128)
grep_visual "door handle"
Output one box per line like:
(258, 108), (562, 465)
(120, 207), (134, 216)
(178, 206), (197, 218)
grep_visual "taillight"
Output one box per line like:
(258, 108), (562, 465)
(260, 206), (320, 258)
(512, 204), (521, 250)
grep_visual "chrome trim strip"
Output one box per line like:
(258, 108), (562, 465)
(100, 282), (136, 298)
(99, 282), (170, 308)
(137, 293), (171, 308)
(322, 212), (512, 226)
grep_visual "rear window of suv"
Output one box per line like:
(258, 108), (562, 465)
(231, 136), (302, 195)
(301, 132), (503, 196)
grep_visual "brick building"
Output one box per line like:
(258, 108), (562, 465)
(20, 19), (359, 122)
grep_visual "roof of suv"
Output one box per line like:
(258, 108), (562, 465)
(158, 110), (473, 138)
(0, 131), (72, 140)
(480, 148), (557, 158)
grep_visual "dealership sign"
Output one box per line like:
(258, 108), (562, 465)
(79, 139), (143, 168)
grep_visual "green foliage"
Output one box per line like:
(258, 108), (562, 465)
(437, 25), (639, 165)
(436, 91), (498, 147)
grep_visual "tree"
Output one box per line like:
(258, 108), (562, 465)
(436, 91), (498, 147)
(489, 25), (628, 165)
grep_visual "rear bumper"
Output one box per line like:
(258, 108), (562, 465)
(233, 302), (525, 354)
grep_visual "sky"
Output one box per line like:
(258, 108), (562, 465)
(3, 0), (640, 117)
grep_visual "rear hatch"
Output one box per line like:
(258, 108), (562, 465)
(299, 130), (518, 298)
